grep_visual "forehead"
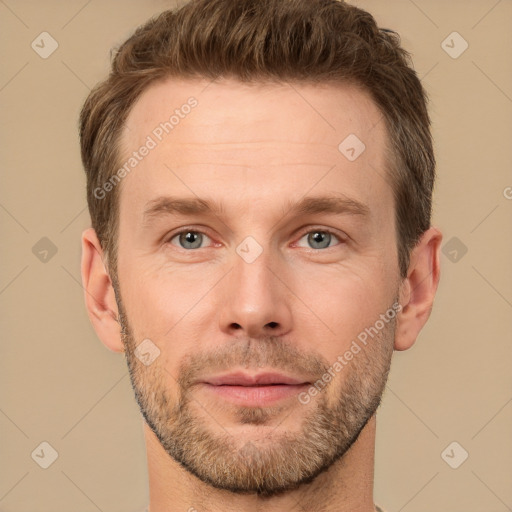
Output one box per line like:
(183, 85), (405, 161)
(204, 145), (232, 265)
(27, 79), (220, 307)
(123, 77), (386, 150)
(118, 77), (392, 224)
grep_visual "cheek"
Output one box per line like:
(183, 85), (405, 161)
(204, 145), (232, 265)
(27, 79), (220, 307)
(119, 261), (219, 358)
(293, 263), (392, 361)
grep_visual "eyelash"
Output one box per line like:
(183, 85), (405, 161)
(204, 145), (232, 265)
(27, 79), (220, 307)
(165, 227), (346, 251)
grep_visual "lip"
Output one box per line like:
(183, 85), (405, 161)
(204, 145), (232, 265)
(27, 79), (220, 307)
(201, 371), (310, 386)
(197, 371), (311, 407)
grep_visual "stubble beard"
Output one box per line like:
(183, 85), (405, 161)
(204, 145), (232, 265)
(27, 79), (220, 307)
(116, 295), (395, 497)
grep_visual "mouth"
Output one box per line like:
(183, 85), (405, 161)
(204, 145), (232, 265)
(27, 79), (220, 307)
(197, 371), (312, 407)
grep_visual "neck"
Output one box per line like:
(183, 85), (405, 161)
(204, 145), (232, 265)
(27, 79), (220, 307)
(144, 414), (379, 512)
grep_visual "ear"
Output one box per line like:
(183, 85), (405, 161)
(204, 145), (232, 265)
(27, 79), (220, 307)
(394, 226), (442, 351)
(81, 228), (124, 353)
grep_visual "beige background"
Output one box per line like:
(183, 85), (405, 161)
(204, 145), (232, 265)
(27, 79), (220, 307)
(1, 1), (511, 511)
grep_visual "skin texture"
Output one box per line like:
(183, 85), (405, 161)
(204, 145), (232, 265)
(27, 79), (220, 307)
(81, 78), (442, 512)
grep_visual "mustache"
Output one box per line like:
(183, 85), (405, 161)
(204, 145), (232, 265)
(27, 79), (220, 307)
(175, 336), (331, 389)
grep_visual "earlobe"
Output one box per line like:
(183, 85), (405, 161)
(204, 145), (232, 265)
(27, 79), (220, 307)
(81, 228), (124, 353)
(394, 226), (442, 351)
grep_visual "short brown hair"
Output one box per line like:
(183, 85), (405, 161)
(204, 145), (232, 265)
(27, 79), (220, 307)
(80, 0), (435, 280)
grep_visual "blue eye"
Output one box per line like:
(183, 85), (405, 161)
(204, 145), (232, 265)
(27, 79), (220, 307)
(169, 230), (211, 250)
(296, 230), (342, 249)
(166, 228), (344, 251)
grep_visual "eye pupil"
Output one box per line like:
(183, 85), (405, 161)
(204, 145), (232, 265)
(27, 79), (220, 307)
(180, 231), (203, 249)
(308, 231), (331, 249)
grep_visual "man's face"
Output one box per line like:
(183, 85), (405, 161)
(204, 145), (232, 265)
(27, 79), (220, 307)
(114, 78), (400, 496)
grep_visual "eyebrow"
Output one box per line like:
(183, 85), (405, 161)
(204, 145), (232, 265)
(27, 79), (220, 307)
(142, 194), (371, 226)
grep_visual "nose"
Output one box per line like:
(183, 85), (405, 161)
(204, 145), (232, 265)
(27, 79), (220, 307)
(218, 245), (293, 339)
